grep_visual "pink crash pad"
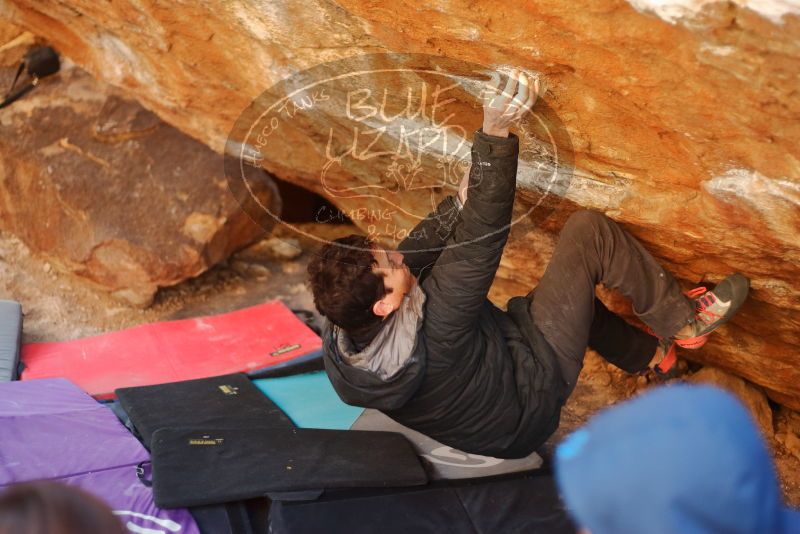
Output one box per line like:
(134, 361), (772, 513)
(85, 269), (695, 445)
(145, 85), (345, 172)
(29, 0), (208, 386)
(21, 301), (321, 400)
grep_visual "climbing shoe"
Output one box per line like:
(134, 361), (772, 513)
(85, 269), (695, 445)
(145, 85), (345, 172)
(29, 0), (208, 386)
(674, 273), (750, 349)
(649, 338), (678, 375)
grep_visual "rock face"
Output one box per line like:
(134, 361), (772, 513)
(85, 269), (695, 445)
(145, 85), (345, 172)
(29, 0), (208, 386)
(0, 17), (30, 65)
(776, 406), (800, 463)
(0, 64), (278, 306)
(0, 1), (798, 407)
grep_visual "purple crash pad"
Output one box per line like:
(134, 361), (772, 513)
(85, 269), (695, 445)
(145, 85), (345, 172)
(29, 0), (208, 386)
(62, 467), (197, 533)
(0, 379), (145, 483)
(0, 378), (198, 534)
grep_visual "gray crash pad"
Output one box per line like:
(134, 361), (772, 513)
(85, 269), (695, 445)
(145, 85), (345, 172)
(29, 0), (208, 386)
(0, 300), (22, 381)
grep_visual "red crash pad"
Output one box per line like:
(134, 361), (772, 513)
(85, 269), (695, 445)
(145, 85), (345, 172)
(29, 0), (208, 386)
(21, 301), (322, 400)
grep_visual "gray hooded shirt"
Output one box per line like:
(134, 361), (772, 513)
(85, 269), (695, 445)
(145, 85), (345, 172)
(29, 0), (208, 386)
(337, 283), (426, 381)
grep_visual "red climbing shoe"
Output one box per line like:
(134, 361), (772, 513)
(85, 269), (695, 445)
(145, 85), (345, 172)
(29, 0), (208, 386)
(674, 273), (750, 349)
(650, 338), (678, 375)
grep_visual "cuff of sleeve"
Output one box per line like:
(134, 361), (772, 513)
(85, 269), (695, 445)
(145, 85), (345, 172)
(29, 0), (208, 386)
(473, 128), (519, 157)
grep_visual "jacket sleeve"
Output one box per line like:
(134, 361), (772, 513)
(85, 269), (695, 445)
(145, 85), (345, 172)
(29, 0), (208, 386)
(397, 194), (462, 279)
(421, 129), (519, 353)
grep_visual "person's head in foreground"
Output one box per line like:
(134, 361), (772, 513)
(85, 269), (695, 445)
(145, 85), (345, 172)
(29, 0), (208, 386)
(0, 481), (125, 534)
(555, 384), (800, 534)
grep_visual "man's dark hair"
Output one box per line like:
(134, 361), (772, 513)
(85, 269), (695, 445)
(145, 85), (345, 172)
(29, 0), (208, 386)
(307, 234), (388, 339)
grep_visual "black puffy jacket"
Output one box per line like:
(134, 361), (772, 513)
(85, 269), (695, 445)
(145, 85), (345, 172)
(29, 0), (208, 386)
(323, 129), (567, 459)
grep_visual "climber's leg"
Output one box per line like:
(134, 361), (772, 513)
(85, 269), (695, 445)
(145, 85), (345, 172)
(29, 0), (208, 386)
(530, 210), (695, 394)
(586, 298), (656, 374)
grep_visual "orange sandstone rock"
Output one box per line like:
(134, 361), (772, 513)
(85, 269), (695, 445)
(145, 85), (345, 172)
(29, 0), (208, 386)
(0, 1), (797, 407)
(0, 66), (277, 306)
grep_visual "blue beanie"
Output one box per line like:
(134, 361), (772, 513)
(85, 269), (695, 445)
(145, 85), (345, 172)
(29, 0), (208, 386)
(555, 384), (800, 534)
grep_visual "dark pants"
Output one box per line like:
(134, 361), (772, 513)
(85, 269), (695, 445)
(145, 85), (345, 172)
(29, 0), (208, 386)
(530, 210), (695, 395)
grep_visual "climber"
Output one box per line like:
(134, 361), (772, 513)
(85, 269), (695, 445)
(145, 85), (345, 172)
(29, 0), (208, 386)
(555, 384), (800, 534)
(306, 68), (750, 458)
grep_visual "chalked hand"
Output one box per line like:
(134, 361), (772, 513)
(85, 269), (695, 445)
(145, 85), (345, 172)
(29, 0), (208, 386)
(482, 69), (539, 138)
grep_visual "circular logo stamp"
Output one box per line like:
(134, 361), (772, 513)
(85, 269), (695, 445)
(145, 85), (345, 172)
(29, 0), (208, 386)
(225, 53), (573, 262)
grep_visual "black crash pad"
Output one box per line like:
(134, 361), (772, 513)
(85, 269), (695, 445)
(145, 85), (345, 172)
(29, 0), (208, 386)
(150, 426), (428, 508)
(116, 373), (293, 448)
(268, 473), (576, 534)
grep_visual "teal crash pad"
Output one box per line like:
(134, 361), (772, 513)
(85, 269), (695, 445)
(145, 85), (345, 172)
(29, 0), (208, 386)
(254, 371), (364, 430)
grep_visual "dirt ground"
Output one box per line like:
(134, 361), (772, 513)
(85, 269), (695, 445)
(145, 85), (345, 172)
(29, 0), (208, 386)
(1, 223), (798, 507)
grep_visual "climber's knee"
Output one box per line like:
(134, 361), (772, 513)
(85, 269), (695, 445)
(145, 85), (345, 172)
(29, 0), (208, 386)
(561, 209), (609, 240)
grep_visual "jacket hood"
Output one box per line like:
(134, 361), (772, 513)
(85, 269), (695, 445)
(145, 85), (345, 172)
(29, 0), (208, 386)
(322, 283), (427, 411)
(555, 384), (800, 534)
